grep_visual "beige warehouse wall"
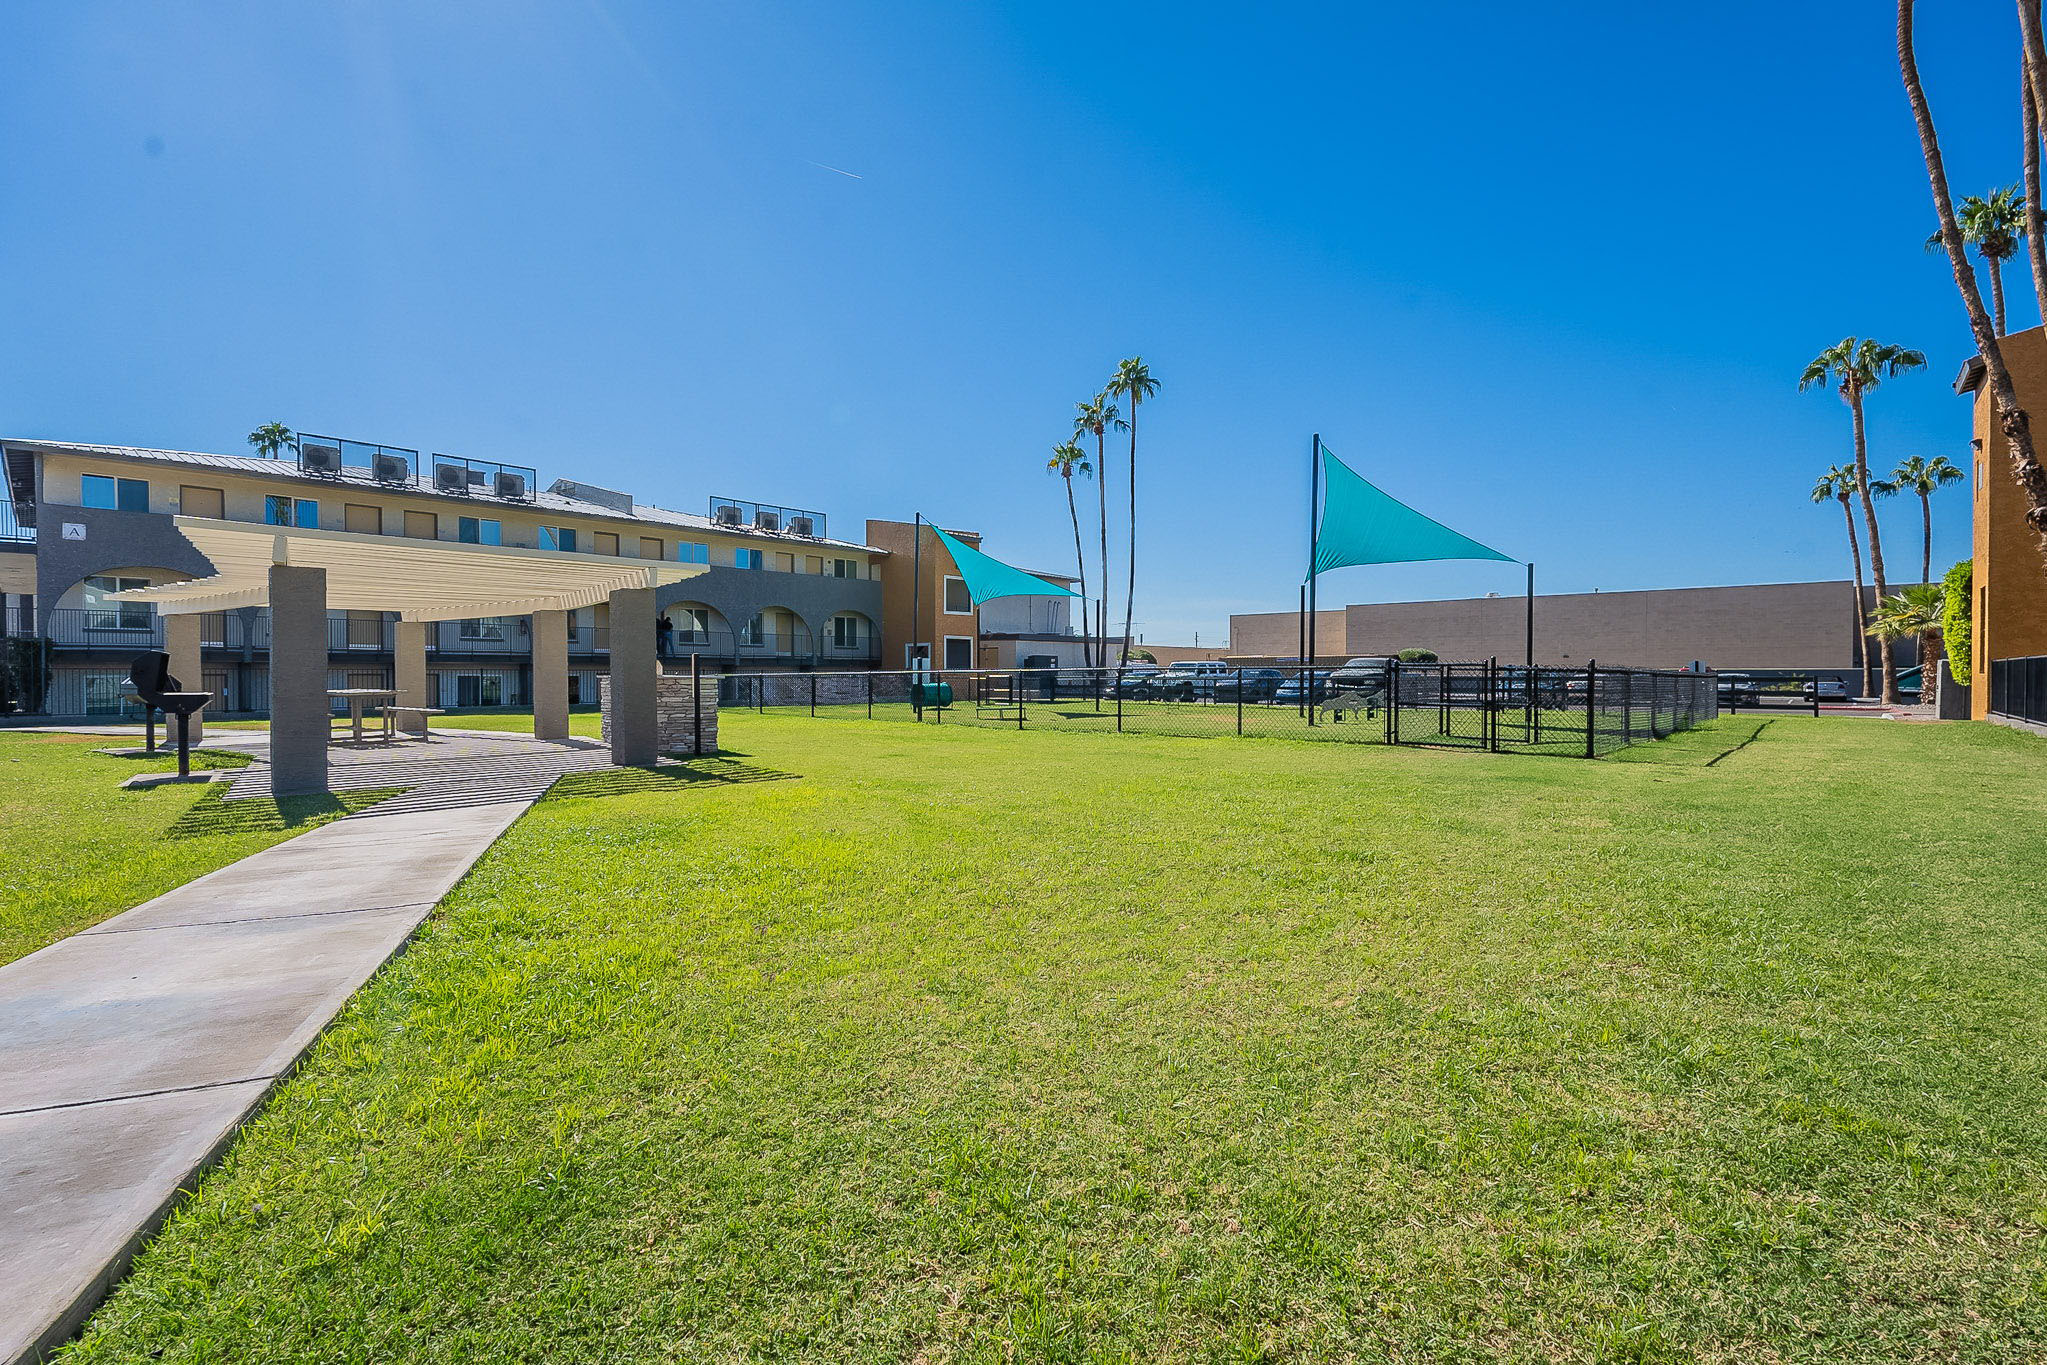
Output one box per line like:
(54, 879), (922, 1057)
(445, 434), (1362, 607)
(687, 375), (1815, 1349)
(1228, 609), (1347, 659)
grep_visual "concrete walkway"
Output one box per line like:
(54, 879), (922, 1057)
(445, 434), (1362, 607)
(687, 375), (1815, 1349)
(0, 734), (618, 1364)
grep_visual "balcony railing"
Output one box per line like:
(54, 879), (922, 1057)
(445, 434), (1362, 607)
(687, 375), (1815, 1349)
(1, 499), (31, 544)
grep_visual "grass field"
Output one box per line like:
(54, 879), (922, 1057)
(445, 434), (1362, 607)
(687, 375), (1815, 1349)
(0, 733), (390, 966)
(46, 713), (2047, 1362)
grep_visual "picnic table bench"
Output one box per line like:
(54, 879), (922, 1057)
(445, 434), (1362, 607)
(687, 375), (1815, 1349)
(381, 704), (446, 740)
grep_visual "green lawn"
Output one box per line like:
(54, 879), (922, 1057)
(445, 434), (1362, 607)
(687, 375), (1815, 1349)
(54, 713), (2047, 1362)
(0, 733), (391, 966)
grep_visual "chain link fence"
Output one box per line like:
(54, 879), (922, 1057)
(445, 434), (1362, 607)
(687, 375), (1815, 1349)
(719, 662), (1717, 758)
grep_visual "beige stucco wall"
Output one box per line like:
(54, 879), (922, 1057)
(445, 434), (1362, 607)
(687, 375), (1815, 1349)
(0, 553), (33, 595)
(1228, 609), (1347, 660)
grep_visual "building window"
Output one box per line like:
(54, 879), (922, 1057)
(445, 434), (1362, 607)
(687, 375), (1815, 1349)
(181, 485), (225, 519)
(345, 503), (383, 535)
(678, 542), (709, 564)
(830, 558), (859, 579)
(740, 613), (766, 646)
(943, 635), (974, 670)
(83, 672), (135, 715)
(594, 531), (620, 556)
(83, 575), (152, 630)
(943, 576), (972, 615)
(455, 674), (505, 708)
(458, 516), (501, 546)
(639, 537), (663, 560)
(672, 607), (710, 642)
(457, 617), (509, 642)
(405, 510), (440, 540)
(82, 475), (149, 513)
(805, 555), (823, 575)
(541, 526), (579, 553)
(265, 495), (318, 528)
(735, 547), (763, 570)
(831, 614), (864, 650)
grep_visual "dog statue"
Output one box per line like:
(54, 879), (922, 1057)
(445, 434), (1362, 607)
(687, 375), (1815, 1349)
(1317, 688), (1379, 722)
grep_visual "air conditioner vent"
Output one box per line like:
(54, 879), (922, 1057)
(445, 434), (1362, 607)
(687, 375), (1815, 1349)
(299, 443), (342, 476)
(372, 453), (410, 484)
(787, 515), (815, 537)
(494, 470), (528, 500)
(433, 463), (470, 494)
(755, 510), (781, 532)
(714, 504), (744, 526)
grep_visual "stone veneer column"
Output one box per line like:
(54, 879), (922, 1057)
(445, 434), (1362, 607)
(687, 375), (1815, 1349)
(531, 609), (569, 741)
(267, 563), (329, 796)
(393, 620), (429, 736)
(607, 587), (657, 765)
(164, 613), (205, 742)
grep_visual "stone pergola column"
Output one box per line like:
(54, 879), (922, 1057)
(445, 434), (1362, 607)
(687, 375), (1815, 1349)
(268, 563), (329, 796)
(531, 608), (569, 742)
(607, 586), (657, 765)
(164, 613), (204, 742)
(394, 620), (429, 736)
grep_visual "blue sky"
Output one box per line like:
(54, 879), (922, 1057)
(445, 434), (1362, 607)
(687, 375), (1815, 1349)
(0, 3), (2023, 642)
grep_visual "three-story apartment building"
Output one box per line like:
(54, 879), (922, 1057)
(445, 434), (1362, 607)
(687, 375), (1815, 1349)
(0, 435), (888, 717)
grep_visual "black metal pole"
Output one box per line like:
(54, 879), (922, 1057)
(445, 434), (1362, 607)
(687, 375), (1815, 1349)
(1306, 434), (1320, 728)
(175, 710), (192, 778)
(911, 512), (923, 673)
(1524, 562), (1534, 674)
(1236, 668), (1244, 736)
(1297, 583), (1306, 718)
(1585, 659), (1597, 759)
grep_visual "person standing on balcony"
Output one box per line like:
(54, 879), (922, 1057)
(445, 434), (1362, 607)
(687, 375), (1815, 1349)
(655, 614), (672, 658)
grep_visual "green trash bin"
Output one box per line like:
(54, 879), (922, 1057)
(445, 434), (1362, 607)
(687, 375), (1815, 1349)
(910, 681), (953, 710)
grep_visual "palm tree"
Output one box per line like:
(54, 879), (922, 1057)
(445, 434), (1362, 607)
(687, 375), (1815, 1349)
(1073, 394), (1125, 673)
(1866, 583), (1948, 705)
(1800, 337), (1925, 702)
(1812, 465), (1875, 698)
(1870, 454), (1966, 585)
(247, 422), (295, 460)
(2022, 6), (2047, 327)
(1105, 358), (1158, 663)
(1047, 441), (1093, 667)
(1927, 186), (2026, 334)
(1902, 0), (2047, 577)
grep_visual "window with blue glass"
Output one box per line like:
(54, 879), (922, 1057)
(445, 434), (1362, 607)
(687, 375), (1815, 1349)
(541, 526), (578, 552)
(81, 475), (149, 513)
(735, 547), (763, 569)
(264, 495), (318, 528)
(458, 516), (501, 546)
(677, 542), (710, 564)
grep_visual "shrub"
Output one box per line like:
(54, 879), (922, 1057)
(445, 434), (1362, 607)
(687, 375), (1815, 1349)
(1942, 560), (1972, 686)
(1396, 648), (1438, 663)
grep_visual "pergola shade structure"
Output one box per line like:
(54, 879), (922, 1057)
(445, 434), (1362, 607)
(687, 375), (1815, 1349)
(112, 517), (705, 621)
(110, 518), (709, 787)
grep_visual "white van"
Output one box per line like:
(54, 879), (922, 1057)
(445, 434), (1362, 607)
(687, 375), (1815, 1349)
(1147, 659), (1236, 701)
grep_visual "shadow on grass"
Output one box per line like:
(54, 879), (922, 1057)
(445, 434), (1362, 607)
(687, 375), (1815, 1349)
(1607, 719), (1772, 768)
(545, 755), (799, 801)
(163, 783), (406, 838)
(97, 746), (254, 773)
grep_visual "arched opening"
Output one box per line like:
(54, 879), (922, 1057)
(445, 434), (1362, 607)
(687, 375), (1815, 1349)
(656, 600), (733, 660)
(739, 606), (812, 661)
(823, 610), (876, 661)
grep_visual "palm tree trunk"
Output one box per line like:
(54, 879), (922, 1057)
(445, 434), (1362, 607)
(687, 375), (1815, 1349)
(1095, 425), (1110, 674)
(1849, 390), (1899, 702)
(1064, 474), (1090, 668)
(1904, 0), (2047, 578)
(1121, 403), (1138, 663)
(1842, 494), (1874, 698)
(1919, 488), (1933, 586)
(1990, 254), (2008, 336)
(2023, 0), (2047, 323)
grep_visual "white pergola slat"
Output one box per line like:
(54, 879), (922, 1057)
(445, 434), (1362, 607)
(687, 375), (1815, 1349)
(110, 518), (707, 620)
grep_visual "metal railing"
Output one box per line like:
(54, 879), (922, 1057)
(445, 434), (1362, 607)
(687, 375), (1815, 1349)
(1989, 655), (2047, 727)
(719, 662), (1718, 758)
(0, 498), (31, 543)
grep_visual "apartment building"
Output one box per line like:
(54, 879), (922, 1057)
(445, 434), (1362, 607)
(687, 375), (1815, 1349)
(0, 435), (888, 717)
(1957, 331), (2047, 723)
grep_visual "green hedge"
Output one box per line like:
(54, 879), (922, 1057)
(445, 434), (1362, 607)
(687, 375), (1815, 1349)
(1942, 560), (1972, 687)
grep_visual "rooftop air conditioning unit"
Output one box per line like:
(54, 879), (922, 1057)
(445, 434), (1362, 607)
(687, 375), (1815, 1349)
(714, 504), (743, 526)
(494, 470), (527, 500)
(787, 515), (815, 537)
(434, 462), (470, 494)
(755, 510), (781, 532)
(300, 443), (342, 476)
(373, 453), (410, 484)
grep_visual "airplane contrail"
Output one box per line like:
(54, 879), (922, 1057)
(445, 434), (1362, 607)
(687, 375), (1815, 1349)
(806, 160), (864, 179)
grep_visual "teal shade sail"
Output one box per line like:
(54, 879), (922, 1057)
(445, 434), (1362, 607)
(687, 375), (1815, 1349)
(929, 522), (1079, 605)
(1310, 445), (1514, 578)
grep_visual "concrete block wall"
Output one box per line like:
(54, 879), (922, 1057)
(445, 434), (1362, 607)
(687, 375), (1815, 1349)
(600, 671), (718, 755)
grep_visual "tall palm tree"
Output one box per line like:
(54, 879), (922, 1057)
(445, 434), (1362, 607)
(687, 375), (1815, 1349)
(1926, 185), (2026, 334)
(247, 422), (295, 460)
(1870, 454), (1966, 585)
(1812, 465), (1876, 698)
(1073, 394), (1125, 673)
(1866, 583), (1948, 704)
(1800, 337), (1925, 702)
(1902, 0), (2047, 576)
(1105, 358), (1158, 663)
(1047, 441), (1093, 667)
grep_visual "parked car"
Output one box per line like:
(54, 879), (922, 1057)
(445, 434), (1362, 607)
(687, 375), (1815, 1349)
(1144, 660), (1237, 701)
(1109, 664), (1165, 697)
(1210, 668), (1287, 702)
(1326, 657), (1394, 695)
(1802, 676), (1850, 702)
(1271, 669), (1335, 706)
(1717, 673), (1761, 706)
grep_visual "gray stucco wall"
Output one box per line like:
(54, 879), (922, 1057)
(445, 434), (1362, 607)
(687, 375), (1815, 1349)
(657, 565), (883, 639)
(32, 506), (216, 610)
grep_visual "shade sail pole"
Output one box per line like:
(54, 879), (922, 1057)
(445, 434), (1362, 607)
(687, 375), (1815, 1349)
(1525, 562), (1535, 672)
(911, 512), (923, 669)
(1306, 433), (1321, 726)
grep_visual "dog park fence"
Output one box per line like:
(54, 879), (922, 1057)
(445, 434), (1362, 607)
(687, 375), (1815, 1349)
(720, 662), (1718, 758)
